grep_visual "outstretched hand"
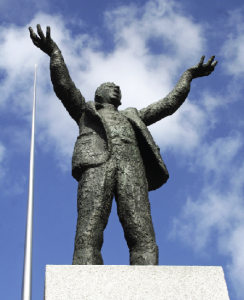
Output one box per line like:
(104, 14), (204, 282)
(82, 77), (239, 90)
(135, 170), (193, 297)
(189, 55), (218, 79)
(29, 25), (59, 56)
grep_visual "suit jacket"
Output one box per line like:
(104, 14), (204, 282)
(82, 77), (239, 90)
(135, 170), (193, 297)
(72, 101), (169, 191)
(50, 50), (191, 192)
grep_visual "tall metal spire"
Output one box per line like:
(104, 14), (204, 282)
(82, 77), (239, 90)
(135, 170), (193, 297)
(22, 64), (37, 300)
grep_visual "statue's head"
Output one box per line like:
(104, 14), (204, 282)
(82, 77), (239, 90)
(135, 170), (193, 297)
(95, 82), (122, 108)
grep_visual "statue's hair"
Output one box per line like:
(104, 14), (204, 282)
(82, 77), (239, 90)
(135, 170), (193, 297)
(95, 82), (116, 103)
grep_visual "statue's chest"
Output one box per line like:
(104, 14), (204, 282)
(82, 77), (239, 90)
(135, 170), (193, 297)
(99, 109), (137, 145)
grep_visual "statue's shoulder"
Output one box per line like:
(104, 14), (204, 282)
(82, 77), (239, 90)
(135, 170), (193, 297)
(83, 101), (101, 119)
(120, 107), (146, 130)
(85, 101), (95, 111)
(120, 107), (139, 118)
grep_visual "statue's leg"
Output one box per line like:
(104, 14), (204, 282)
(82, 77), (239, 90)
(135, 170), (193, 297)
(115, 145), (158, 265)
(72, 159), (115, 265)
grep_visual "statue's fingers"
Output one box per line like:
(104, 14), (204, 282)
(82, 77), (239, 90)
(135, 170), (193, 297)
(29, 27), (42, 45)
(46, 26), (51, 40)
(29, 26), (34, 34)
(212, 60), (218, 67)
(29, 27), (39, 41)
(197, 55), (205, 67)
(37, 24), (45, 40)
(205, 55), (215, 66)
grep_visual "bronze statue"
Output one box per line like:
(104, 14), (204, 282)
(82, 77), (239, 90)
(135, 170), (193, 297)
(29, 25), (217, 265)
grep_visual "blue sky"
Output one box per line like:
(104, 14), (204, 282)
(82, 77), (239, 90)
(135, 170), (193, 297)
(0, 0), (244, 299)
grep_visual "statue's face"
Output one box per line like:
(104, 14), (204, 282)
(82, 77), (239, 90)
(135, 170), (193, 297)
(103, 84), (122, 107)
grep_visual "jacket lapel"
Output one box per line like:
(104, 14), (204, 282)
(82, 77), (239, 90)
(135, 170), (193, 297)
(85, 101), (112, 153)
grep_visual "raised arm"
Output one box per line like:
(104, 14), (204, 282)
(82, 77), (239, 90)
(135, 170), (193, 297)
(139, 56), (218, 126)
(29, 25), (85, 125)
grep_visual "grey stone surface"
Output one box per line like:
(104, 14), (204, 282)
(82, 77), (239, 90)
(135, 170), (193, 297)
(44, 265), (230, 300)
(29, 25), (218, 265)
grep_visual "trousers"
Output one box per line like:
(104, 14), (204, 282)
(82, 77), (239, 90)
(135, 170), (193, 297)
(72, 140), (158, 265)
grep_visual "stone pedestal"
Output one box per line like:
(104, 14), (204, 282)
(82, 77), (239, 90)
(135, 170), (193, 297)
(44, 265), (230, 300)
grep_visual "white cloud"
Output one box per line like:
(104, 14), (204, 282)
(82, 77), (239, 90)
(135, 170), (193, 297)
(0, 142), (5, 161)
(221, 8), (244, 77)
(0, 0), (208, 169)
(170, 132), (244, 298)
(196, 132), (243, 178)
(225, 225), (244, 299)
(168, 9), (244, 297)
(104, 0), (204, 61)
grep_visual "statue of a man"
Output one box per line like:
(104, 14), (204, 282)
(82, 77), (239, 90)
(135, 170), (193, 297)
(29, 25), (217, 265)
